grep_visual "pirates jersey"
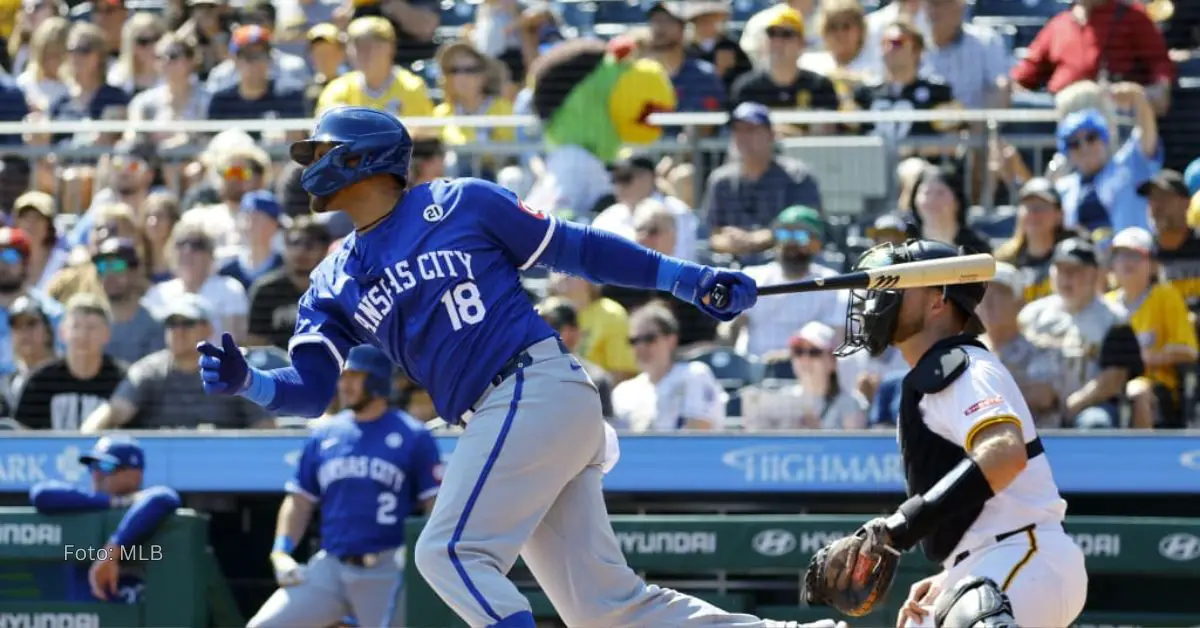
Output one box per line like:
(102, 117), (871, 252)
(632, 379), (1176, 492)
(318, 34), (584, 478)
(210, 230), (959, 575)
(854, 76), (963, 142)
(1156, 229), (1200, 311)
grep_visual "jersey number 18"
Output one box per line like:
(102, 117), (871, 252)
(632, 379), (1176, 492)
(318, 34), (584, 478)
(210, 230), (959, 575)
(441, 281), (487, 331)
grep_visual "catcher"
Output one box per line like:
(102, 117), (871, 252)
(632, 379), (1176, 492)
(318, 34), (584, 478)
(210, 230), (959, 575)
(804, 240), (1088, 627)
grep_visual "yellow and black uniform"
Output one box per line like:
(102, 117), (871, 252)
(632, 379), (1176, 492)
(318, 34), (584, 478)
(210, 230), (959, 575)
(1105, 282), (1199, 420)
(1156, 229), (1200, 311)
(578, 297), (638, 377)
(853, 76), (963, 141)
(1012, 248), (1056, 304)
(433, 98), (516, 146)
(729, 68), (839, 113)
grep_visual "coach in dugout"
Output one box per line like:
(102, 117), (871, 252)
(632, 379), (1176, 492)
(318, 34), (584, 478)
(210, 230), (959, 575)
(28, 435), (181, 604)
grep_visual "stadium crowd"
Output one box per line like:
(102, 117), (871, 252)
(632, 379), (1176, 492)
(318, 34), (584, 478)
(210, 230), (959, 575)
(0, 0), (1196, 434)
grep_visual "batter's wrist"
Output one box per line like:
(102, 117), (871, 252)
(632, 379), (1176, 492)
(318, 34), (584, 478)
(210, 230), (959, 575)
(272, 535), (295, 555)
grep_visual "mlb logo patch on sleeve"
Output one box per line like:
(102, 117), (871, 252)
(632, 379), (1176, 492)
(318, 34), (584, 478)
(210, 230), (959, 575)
(519, 200), (547, 219)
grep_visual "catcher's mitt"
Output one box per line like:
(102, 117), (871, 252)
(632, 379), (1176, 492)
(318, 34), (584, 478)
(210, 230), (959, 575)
(804, 520), (902, 617)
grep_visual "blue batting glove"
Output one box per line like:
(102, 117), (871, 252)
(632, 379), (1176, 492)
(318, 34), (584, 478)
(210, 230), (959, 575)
(670, 263), (758, 322)
(196, 333), (250, 396)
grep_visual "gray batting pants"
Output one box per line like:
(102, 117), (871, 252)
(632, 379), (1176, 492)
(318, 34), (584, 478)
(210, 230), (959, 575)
(247, 549), (405, 628)
(413, 339), (806, 628)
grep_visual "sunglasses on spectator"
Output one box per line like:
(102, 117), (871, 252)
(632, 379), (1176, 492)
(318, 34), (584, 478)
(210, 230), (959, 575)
(159, 48), (187, 62)
(68, 45), (95, 55)
(628, 332), (661, 346)
(237, 50), (270, 63)
(766, 28), (799, 40)
(165, 317), (200, 329)
(89, 459), (120, 474)
(825, 20), (856, 32)
(10, 317), (41, 331)
(882, 35), (908, 49)
(636, 225), (660, 237)
(791, 346), (824, 357)
(95, 258), (131, 276)
(175, 239), (212, 253)
(286, 238), (323, 250)
(1065, 132), (1101, 151)
(611, 172), (636, 185)
(136, 34), (160, 47)
(111, 155), (145, 173)
(775, 228), (813, 245)
(222, 164), (253, 181)
(0, 248), (24, 265)
(446, 65), (485, 75)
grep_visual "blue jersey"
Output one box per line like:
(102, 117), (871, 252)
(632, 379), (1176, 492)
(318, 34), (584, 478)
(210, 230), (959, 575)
(291, 178), (558, 422)
(287, 409), (441, 556)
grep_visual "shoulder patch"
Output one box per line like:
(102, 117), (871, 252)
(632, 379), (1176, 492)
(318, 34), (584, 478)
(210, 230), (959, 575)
(907, 346), (971, 395)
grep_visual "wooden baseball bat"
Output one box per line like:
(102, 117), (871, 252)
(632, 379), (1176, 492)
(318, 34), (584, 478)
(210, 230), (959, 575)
(708, 254), (996, 309)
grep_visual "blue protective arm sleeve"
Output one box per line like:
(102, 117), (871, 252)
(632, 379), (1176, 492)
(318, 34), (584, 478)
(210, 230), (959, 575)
(239, 343), (339, 417)
(108, 486), (182, 548)
(538, 219), (695, 294)
(29, 482), (112, 514)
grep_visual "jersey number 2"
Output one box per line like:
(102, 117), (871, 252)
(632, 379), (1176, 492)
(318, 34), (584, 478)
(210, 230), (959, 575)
(376, 493), (398, 525)
(441, 281), (487, 331)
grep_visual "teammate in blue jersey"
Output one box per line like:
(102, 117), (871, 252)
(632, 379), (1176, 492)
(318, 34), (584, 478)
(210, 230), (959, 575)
(249, 346), (440, 628)
(198, 107), (840, 628)
(29, 436), (180, 605)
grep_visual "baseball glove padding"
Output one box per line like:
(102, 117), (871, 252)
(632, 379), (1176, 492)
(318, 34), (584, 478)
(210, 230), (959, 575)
(804, 521), (902, 617)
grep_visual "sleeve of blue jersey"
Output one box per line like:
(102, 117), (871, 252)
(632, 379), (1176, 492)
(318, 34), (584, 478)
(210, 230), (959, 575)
(535, 218), (698, 295)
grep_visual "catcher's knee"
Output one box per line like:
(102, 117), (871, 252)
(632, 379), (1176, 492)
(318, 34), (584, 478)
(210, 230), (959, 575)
(932, 576), (1018, 628)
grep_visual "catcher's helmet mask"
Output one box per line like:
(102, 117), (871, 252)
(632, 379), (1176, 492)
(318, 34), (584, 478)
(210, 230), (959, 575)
(835, 240), (987, 358)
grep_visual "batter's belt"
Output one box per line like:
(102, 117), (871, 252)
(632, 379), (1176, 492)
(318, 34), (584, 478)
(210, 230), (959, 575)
(464, 336), (571, 419)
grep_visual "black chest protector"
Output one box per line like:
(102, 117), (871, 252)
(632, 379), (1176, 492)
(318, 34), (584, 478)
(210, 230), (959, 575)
(898, 335), (1045, 564)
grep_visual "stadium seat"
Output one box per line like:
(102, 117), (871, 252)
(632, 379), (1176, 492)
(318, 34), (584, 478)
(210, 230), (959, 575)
(681, 346), (758, 391)
(761, 358), (795, 381)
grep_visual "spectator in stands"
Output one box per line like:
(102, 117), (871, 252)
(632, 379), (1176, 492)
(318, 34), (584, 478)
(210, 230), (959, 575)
(645, 2), (726, 117)
(611, 303), (726, 432)
(907, 163), (991, 252)
(977, 261), (1049, 400)
(65, 140), (157, 253)
(207, 21), (309, 95)
(14, 293), (124, 430)
(1020, 237), (1146, 428)
(175, 0), (228, 81)
(124, 34), (210, 148)
(0, 296), (55, 416)
(301, 24), (346, 116)
(853, 20), (962, 153)
(29, 436), (181, 604)
(217, 190), (284, 290)
(465, 0), (526, 97)
(686, 1), (752, 92)
(141, 192), (179, 284)
(1011, 0), (1174, 114)
(351, 0), (439, 70)
(433, 40), (514, 179)
(82, 293), (273, 431)
(995, 178), (1075, 303)
(410, 135), (447, 186)
(206, 26), (307, 143)
(246, 216), (330, 350)
(742, 0), (823, 61)
(8, 0), (64, 75)
(799, 0), (871, 81)
(1054, 84), (1162, 238)
(88, 0), (126, 58)
(17, 16), (69, 112)
(84, 202), (140, 253)
(549, 272), (637, 382)
(865, 213), (909, 247)
(181, 143), (272, 255)
(12, 191), (66, 291)
(537, 296), (615, 419)
(143, 224), (248, 343)
(727, 205), (846, 357)
(730, 5), (839, 137)
(94, 238), (163, 365)
(50, 23), (129, 145)
(703, 102), (823, 258)
(921, 0), (1009, 111)
(107, 12), (165, 96)
(0, 227), (62, 377)
(861, 0), (928, 73)
(1105, 226), (1197, 428)
(592, 153), (697, 261)
(275, 0), (339, 56)
(742, 321), (868, 431)
(1143, 170), (1200, 312)
(317, 17), (434, 118)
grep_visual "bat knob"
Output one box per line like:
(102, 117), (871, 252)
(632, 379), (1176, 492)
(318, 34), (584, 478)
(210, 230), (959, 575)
(709, 284), (729, 310)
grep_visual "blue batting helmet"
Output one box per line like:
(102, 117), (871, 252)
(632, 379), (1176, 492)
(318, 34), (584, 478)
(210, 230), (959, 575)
(344, 345), (393, 399)
(289, 106), (414, 198)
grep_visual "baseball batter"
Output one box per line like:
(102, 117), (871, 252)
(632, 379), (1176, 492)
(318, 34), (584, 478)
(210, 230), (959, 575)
(198, 107), (841, 628)
(248, 345), (441, 628)
(804, 240), (1088, 628)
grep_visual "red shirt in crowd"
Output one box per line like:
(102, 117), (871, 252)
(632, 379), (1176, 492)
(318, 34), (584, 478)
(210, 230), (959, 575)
(1010, 0), (1174, 93)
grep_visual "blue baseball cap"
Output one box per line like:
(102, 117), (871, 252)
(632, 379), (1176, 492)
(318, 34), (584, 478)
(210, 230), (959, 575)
(240, 189), (283, 222)
(1056, 108), (1110, 155)
(730, 101), (772, 129)
(79, 436), (144, 471)
(1184, 157), (1200, 196)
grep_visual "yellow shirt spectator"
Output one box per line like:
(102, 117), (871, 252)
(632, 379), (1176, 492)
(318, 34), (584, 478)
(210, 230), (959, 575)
(1189, 192), (1200, 228)
(432, 98), (515, 146)
(317, 68), (435, 117)
(1105, 282), (1199, 395)
(578, 297), (638, 376)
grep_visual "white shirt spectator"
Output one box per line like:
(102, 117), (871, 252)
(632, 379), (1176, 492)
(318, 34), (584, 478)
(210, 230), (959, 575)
(611, 361), (726, 432)
(740, 380), (869, 430)
(204, 48), (311, 94)
(798, 50), (878, 83)
(180, 203), (244, 262)
(526, 145), (613, 218)
(738, 261), (847, 357)
(142, 274), (248, 342)
(16, 72), (68, 112)
(591, 193), (698, 261)
(922, 22), (1009, 110)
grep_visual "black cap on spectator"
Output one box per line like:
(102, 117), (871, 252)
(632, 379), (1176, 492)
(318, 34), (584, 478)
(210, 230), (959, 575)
(114, 137), (157, 164)
(0, 157), (31, 214)
(286, 215), (333, 246)
(411, 135), (445, 161)
(610, 152), (657, 176)
(537, 297), (579, 331)
(1017, 177), (1061, 206)
(647, 1), (686, 21)
(1051, 237), (1099, 268)
(8, 295), (50, 328)
(1136, 169), (1191, 199)
(92, 237), (139, 266)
